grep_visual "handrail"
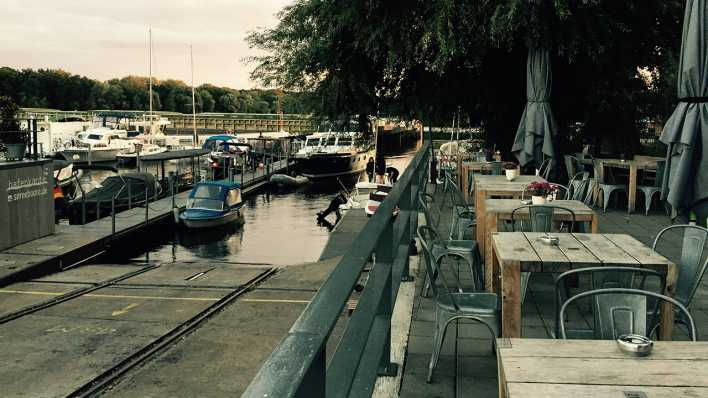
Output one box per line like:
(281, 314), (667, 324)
(243, 142), (430, 398)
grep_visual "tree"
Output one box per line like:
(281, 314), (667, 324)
(247, 0), (685, 154)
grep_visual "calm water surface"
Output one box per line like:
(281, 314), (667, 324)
(94, 153), (413, 267)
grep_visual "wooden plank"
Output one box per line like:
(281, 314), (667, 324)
(484, 212), (499, 288)
(629, 163), (638, 213)
(553, 233), (601, 271)
(573, 233), (639, 265)
(523, 232), (569, 272)
(501, 357), (708, 387)
(491, 233), (540, 266)
(506, 383), (708, 398)
(603, 234), (672, 267)
(486, 199), (595, 218)
(498, 339), (708, 360)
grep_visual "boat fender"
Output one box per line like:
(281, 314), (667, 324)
(173, 207), (180, 224)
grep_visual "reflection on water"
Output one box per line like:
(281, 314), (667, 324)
(109, 181), (346, 266)
(97, 152), (414, 267)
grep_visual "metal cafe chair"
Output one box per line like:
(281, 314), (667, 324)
(444, 174), (476, 240)
(651, 225), (708, 332)
(418, 227), (498, 383)
(553, 267), (666, 339)
(559, 288), (697, 341)
(637, 159), (666, 215)
(417, 223), (483, 297)
(537, 157), (552, 180)
(510, 205), (577, 303)
(593, 158), (628, 212)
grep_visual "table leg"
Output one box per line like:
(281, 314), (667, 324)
(501, 261), (521, 338)
(594, 161), (604, 206)
(485, 213), (499, 291)
(591, 214), (599, 233)
(476, 189), (486, 257)
(628, 165), (637, 213)
(659, 263), (677, 340)
(462, 166), (469, 202)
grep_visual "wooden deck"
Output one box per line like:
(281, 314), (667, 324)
(400, 185), (707, 398)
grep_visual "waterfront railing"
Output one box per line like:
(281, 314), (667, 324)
(243, 142), (431, 397)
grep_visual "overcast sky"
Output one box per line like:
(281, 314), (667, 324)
(0, 0), (291, 89)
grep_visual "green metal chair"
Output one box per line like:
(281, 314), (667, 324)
(559, 288), (696, 341)
(418, 226), (498, 383)
(651, 224), (708, 332)
(553, 267), (666, 339)
(593, 158), (627, 212)
(418, 194), (483, 296)
(637, 160), (666, 215)
(510, 205), (576, 302)
(537, 158), (552, 180)
(444, 174), (476, 240)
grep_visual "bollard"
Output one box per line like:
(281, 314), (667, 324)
(111, 197), (116, 235)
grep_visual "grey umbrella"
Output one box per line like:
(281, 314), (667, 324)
(660, 0), (708, 217)
(512, 48), (557, 169)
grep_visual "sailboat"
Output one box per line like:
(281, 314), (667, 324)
(118, 27), (167, 166)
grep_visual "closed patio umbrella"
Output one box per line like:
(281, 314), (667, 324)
(512, 48), (557, 169)
(660, 0), (708, 218)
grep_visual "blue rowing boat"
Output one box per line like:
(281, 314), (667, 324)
(180, 180), (244, 228)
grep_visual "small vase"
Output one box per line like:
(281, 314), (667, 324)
(531, 195), (546, 205)
(505, 169), (517, 181)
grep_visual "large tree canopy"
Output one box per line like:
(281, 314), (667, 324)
(247, 0), (684, 154)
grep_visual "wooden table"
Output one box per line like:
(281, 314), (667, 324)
(459, 161), (500, 199)
(473, 175), (545, 262)
(593, 158), (658, 213)
(497, 338), (708, 398)
(481, 200), (598, 291)
(490, 232), (677, 339)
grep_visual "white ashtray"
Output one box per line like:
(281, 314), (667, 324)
(539, 235), (559, 246)
(617, 334), (653, 357)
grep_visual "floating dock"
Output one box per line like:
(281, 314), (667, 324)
(0, 159), (291, 286)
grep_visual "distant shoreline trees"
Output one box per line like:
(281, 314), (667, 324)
(0, 67), (316, 115)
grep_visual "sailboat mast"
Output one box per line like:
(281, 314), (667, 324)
(149, 28), (153, 121)
(190, 45), (197, 147)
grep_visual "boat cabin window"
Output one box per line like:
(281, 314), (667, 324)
(337, 137), (352, 146)
(305, 138), (321, 147)
(188, 185), (224, 211)
(87, 134), (102, 140)
(110, 135), (121, 140)
(226, 188), (241, 207)
(324, 136), (336, 146)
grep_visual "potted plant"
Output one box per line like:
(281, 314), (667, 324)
(0, 96), (27, 160)
(526, 181), (557, 205)
(504, 162), (519, 181)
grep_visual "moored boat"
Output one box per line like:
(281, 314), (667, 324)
(180, 180), (244, 228)
(294, 132), (374, 179)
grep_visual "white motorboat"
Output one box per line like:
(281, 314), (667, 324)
(116, 142), (167, 166)
(58, 127), (132, 162)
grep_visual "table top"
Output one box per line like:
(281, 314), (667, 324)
(484, 199), (594, 217)
(474, 175), (544, 191)
(588, 158), (659, 169)
(491, 232), (671, 272)
(498, 338), (708, 397)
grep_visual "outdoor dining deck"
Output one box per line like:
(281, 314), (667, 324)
(400, 186), (707, 398)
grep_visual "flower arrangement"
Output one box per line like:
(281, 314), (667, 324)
(526, 181), (557, 197)
(503, 162), (518, 170)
